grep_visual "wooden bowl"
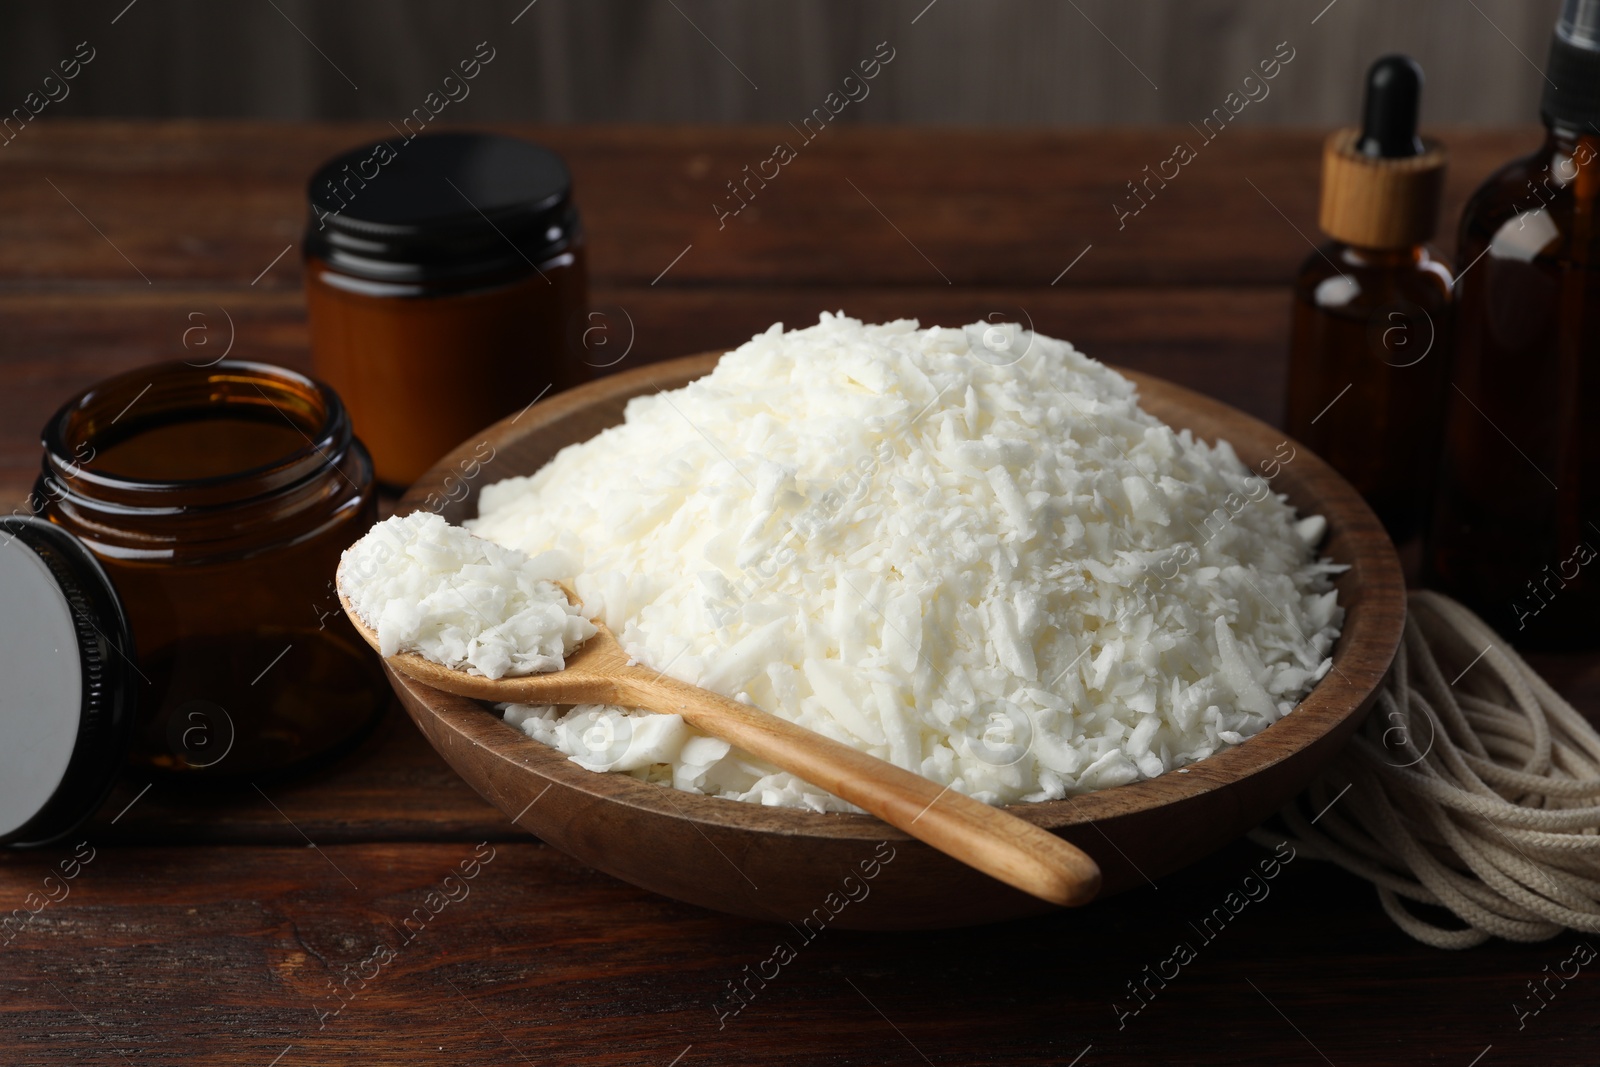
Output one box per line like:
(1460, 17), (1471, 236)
(391, 352), (1404, 929)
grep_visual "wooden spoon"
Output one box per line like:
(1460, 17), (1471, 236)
(337, 576), (1101, 907)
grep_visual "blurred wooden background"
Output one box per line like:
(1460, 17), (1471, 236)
(0, 0), (1563, 125)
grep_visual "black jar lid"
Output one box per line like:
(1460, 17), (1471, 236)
(0, 517), (138, 847)
(303, 131), (579, 287)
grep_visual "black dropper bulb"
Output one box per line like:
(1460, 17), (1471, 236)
(1356, 55), (1425, 159)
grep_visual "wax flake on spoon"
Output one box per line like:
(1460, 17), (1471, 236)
(339, 512), (595, 679)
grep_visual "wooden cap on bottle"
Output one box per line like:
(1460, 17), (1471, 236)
(1318, 127), (1446, 249)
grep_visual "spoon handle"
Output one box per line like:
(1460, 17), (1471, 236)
(629, 670), (1102, 907)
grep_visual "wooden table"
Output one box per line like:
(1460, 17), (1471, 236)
(4, 122), (1598, 1066)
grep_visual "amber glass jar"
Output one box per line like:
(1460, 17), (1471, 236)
(304, 131), (589, 487)
(33, 360), (388, 780)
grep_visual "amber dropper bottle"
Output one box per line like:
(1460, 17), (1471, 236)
(1426, 0), (1600, 650)
(1284, 55), (1452, 551)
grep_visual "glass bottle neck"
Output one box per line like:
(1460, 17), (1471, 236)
(1545, 123), (1591, 155)
(1531, 124), (1600, 202)
(1335, 244), (1428, 269)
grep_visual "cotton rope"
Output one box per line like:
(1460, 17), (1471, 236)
(1250, 590), (1600, 949)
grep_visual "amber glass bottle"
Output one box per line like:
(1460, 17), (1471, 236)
(1287, 246), (1453, 545)
(1285, 56), (1452, 549)
(1425, 1), (1600, 649)
(35, 361), (388, 779)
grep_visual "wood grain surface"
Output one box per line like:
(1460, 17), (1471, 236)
(0, 123), (1536, 497)
(5, 837), (1595, 1067)
(1, 122), (1597, 1065)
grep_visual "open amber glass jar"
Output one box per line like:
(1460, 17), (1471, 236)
(33, 360), (388, 780)
(304, 131), (589, 487)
